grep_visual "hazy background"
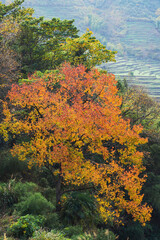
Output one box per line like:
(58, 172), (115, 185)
(3, 0), (160, 100)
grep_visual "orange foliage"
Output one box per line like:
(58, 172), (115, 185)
(0, 63), (152, 224)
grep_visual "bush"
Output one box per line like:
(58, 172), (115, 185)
(42, 187), (56, 203)
(29, 229), (70, 240)
(0, 179), (17, 212)
(44, 213), (61, 229)
(8, 214), (44, 239)
(0, 148), (27, 181)
(95, 229), (117, 240)
(61, 192), (98, 226)
(71, 233), (93, 240)
(70, 229), (116, 240)
(118, 222), (145, 240)
(14, 192), (55, 215)
(13, 182), (39, 201)
(63, 225), (83, 238)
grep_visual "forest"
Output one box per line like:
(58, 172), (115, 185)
(0, 0), (160, 239)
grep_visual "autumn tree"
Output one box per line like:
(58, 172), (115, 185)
(0, 63), (152, 225)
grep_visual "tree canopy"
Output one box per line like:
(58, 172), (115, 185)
(0, 63), (152, 225)
(62, 30), (116, 69)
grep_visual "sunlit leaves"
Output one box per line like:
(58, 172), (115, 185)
(0, 63), (152, 224)
(61, 30), (116, 69)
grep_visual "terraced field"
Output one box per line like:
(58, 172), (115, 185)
(105, 56), (160, 101)
(105, 20), (160, 101)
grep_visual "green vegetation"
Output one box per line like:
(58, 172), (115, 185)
(8, 214), (44, 239)
(0, 1), (160, 240)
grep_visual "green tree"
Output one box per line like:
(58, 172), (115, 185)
(14, 17), (79, 74)
(118, 83), (160, 239)
(62, 30), (116, 69)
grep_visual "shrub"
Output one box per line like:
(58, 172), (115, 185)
(29, 229), (70, 240)
(118, 222), (145, 240)
(42, 187), (56, 203)
(0, 148), (27, 181)
(70, 229), (117, 240)
(95, 229), (117, 240)
(61, 192), (98, 226)
(14, 192), (55, 215)
(63, 225), (83, 238)
(44, 213), (61, 229)
(71, 233), (93, 240)
(0, 179), (17, 212)
(13, 182), (39, 201)
(8, 214), (44, 239)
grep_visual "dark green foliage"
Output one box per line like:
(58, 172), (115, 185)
(143, 173), (160, 214)
(13, 181), (39, 201)
(15, 16), (45, 74)
(42, 187), (56, 204)
(14, 16), (79, 76)
(116, 78), (128, 94)
(145, 224), (160, 240)
(118, 222), (146, 240)
(8, 214), (44, 239)
(15, 192), (54, 216)
(44, 213), (61, 230)
(0, 147), (27, 181)
(95, 229), (116, 240)
(0, 179), (18, 212)
(149, 144), (160, 174)
(117, 222), (160, 240)
(61, 192), (98, 226)
(63, 225), (83, 238)
(0, 180), (55, 217)
(0, 0), (24, 21)
(0, 180), (41, 213)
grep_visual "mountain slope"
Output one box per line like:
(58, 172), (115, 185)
(2, 0), (160, 100)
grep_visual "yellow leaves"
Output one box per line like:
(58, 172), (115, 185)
(0, 16), (19, 39)
(0, 63), (152, 225)
(62, 30), (116, 69)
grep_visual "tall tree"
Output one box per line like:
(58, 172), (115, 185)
(14, 17), (79, 74)
(116, 82), (160, 238)
(0, 63), (152, 225)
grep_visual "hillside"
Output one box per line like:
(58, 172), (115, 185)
(2, 0), (160, 100)
(17, 0), (160, 60)
(3, 0), (160, 57)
